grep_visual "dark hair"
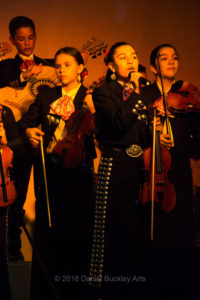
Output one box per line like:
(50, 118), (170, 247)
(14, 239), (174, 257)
(150, 44), (178, 68)
(54, 47), (84, 65)
(104, 42), (130, 65)
(9, 16), (35, 38)
(104, 42), (131, 81)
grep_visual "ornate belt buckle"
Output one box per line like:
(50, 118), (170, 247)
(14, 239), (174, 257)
(126, 144), (142, 158)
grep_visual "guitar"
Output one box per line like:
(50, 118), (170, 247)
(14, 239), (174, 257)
(0, 42), (12, 61)
(0, 66), (60, 121)
(0, 41), (60, 120)
(0, 66), (58, 121)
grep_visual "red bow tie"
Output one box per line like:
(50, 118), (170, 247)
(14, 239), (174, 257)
(122, 86), (134, 101)
(20, 59), (35, 71)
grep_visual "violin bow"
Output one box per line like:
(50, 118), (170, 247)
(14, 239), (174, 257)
(150, 107), (157, 241)
(40, 137), (52, 227)
(149, 54), (170, 241)
(156, 54), (170, 134)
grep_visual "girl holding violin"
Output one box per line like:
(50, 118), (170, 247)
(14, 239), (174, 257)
(18, 47), (96, 300)
(141, 44), (200, 299)
(88, 42), (151, 300)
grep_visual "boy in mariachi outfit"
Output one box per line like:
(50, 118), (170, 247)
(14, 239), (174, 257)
(0, 16), (54, 260)
(0, 16), (53, 88)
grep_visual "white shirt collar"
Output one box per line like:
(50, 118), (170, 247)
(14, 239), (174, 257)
(62, 84), (81, 100)
(19, 53), (34, 61)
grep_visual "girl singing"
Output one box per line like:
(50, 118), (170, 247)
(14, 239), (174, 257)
(88, 42), (151, 300)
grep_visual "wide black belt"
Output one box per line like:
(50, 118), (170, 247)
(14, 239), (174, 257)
(105, 144), (143, 158)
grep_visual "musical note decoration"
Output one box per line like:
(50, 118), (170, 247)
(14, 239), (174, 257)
(81, 36), (108, 59)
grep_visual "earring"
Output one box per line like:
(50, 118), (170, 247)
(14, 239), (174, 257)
(110, 72), (116, 80)
(78, 73), (81, 83)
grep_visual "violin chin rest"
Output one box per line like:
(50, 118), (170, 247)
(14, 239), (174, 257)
(171, 80), (183, 92)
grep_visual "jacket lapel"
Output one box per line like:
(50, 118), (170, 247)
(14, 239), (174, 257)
(73, 85), (87, 110)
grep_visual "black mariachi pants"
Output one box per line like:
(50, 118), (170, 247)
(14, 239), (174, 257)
(88, 149), (151, 300)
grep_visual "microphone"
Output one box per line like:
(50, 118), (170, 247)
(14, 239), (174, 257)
(139, 76), (151, 86)
(128, 72), (151, 87)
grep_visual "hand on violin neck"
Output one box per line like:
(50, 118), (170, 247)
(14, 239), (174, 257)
(155, 117), (163, 133)
(25, 127), (45, 148)
(149, 117), (163, 134)
(0, 123), (7, 145)
(160, 133), (173, 149)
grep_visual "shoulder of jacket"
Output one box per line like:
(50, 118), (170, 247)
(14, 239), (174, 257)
(0, 58), (15, 65)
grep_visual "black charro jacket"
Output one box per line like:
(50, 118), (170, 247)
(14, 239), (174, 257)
(0, 54), (53, 88)
(141, 81), (200, 159)
(18, 85), (96, 160)
(92, 79), (151, 151)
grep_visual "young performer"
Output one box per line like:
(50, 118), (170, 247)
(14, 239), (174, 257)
(88, 42), (151, 300)
(19, 46), (96, 300)
(142, 44), (200, 299)
(0, 16), (53, 90)
(0, 16), (54, 261)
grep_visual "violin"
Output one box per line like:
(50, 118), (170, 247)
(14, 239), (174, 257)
(134, 102), (176, 213)
(141, 106), (176, 241)
(153, 81), (200, 116)
(141, 121), (176, 213)
(0, 106), (16, 207)
(142, 81), (200, 212)
(140, 70), (182, 240)
(137, 98), (176, 213)
(52, 103), (95, 168)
